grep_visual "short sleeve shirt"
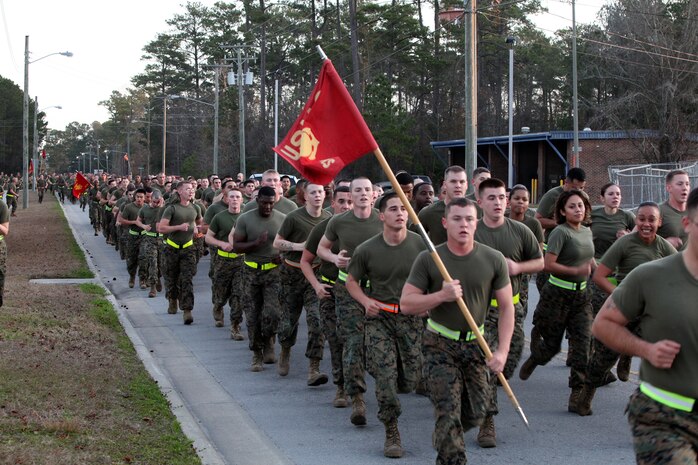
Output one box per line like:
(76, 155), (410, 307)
(208, 210), (241, 242)
(417, 200), (447, 245)
(121, 202), (143, 233)
(349, 231), (426, 304)
(590, 207), (636, 258)
(323, 210), (383, 267)
(657, 201), (688, 246)
(243, 196), (298, 215)
(612, 253), (698, 398)
(406, 242), (509, 331)
(234, 210), (286, 262)
(305, 217), (338, 280)
(138, 204), (161, 232)
(278, 207), (331, 262)
(161, 202), (200, 245)
(599, 232), (676, 282)
(546, 223), (594, 283)
(203, 200), (227, 225)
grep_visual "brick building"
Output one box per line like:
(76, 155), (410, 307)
(430, 130), (697, 205)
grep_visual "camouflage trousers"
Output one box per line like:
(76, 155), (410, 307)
(535, 271), (549, 294)
(116, 225), (126, 258)
(318, 280), (344, 387)
(588, 317), (641, 387)
(89, 202), (101, 232)
(278, 265), (324, 359)
(6, 195), (16, 213)
(529, 281), (592, 388)
(0, 240), (7, 305)
(520, 274), (531, 318)
(38, 188), (45, 204)
(194, 235), (205, 263)
(334, 283), (366, 396)
(211, 254), (244, 325)
(126, 233), (144, 280)
(138, 236), (161, 287)
(484, 301), (525, 415)
(103, 211), (115, 244)
(208, 246), (217, 280)
(627, 390), (698, 465)
(365, 312), (422, 424)
(162, 244), (197, 312)
(423, 330), (489, 465)
(589, 280), (609, 316)
(241, 264), (281, 352)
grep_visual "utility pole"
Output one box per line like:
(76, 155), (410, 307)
(221, 45), (255, 179)
(464, 0), (478, 192)
(203, 63), (235, 175)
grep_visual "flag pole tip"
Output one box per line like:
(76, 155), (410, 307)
(316, 45), (328, 61)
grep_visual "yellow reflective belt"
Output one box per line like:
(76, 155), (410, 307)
(607, 276), (618, 286)
(166, 238), (193, 249)
(244, 260), (278, 271)
(142, 231), (159, 237)
(217, 249), (239, 259)
(548, 275), (587, 291)
(490, 293), (520, 308)
(542, 242), (548, 252)
(105, 206), (112, 212)
(337, 270), (348, 283)
(320, 275), (336, 285)
(427, 318), (484, 342)
(128, 229), (140, 236)
(640, 382), (695, 412)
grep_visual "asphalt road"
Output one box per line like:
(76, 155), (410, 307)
(63, 200), (638, 465)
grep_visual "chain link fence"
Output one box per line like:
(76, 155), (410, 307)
(608, 161), (698, 208)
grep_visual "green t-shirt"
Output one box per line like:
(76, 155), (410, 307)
(209, 210), (241, 242)
(161, 202), (200, 245)
(590, 207), (635, 258)
(657, 201), (688, 246)
(201, 187), (214, 204)
(600, 231), (676, 282)
(323, 209), (383, 268)
(546, 223), (594, 283)
(536, 186), (564, 222)
(406, 242), (509, 331)
(6, 183), (16, 196)
(121, 202), (143, 233)
(514, 214), (544, 244)
(613, 253), (698, 398)
(243, 196), (297, 215)
(278, 207), (331, 263)
(234, 210), (286, 263)
(349, 231), (427, 304)
(417, 200), (447, 245)
(474, 218), (542, 295)
(305, 216), (338, 281)
(138, 204), (161, 232)
(203, 200), (227, 225)
(0, 201), (9, 238)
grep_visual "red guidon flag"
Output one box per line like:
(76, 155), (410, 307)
(123, 153), (129, 161)
(272, 59), (378, 185)
(28, 159), (34, 176)
(72, 172), (90, 199)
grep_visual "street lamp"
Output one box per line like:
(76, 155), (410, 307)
(23, 35), (72, 208)
(32, 102), (62, 190)
(506, 36), (516, 188)
(169, 94), (219, 174)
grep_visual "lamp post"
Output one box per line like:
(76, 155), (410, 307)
(506, 36), (516, 188)
(23, 35), (72, 208)
(572, 0), (580, 168)
(33, 101), (62, 190)
(169, 95), (219, 174)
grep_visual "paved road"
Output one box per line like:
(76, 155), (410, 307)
(63, 201), (638, 465)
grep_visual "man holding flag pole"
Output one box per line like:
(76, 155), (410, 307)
(273, 46), (529, 464)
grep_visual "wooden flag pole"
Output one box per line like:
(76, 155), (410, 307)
(314, 45), (529, 427)
(372, 147), (529, 428)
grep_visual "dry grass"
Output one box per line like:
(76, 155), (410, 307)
(0, 193), (200, 465)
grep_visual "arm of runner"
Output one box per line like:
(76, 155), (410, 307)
(534, 212), (557, 231)
(232, 230), (266, 254)
(300, 249), (331, 299)
(346, 273), (381, 317)
(0, 222), (9, 237)
(544, 252), (592, 277)
(205, 228), (232, 251)
(593, 296), (680, 369)
(591, 263), (616, 294)
(273, 234), (305, 253)
(400, 280), (462, 317)
(317, 235), (350, 269)
(158, 217), (189, 234)
(487, 284), (515, 374)
(506, 256), (544, 277)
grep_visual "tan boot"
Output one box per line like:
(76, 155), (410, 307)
(575, 385), (596, 416)
(128, 275), (135, 288)
(333, 386), (348, 408)
(477, 415), (497, 448)
(183, 310), (193, 325)
(278, 346), (291, 376)
(139, 279), (147, 289)
(263, 337), (276, 364)
(167, 299), (178, 314)
(617, 355), (631, 382)
(383, 419), (403, 458)
(568, 386), (584, 414)
(148, 284), (157, 298)
(212, 306), (224, 327)
(230, 323), (245, 341)
(350, 393), (367, 426)
(307, 358), (329, 386)
(251, 351), (264, 372)
(156, 279), (163, 292)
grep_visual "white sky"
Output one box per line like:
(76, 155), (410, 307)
(0, 0), (605, 131)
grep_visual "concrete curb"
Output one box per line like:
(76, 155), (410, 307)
(59, 203), (226, 465)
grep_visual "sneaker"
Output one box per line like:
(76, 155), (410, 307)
(477, 415), (496, 448)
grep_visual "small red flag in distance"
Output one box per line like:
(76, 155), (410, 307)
(124, 153), (129, 161)
(273, 59), (378, 186)
(72, 172), (90, 198)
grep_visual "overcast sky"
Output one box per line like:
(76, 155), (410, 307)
(0, 0), (605, 131)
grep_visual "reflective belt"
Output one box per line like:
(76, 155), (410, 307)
(142, 231), (161, 237)
(548, 275), (587, 291)
(337, 269), (349, 283)
(320, 275), (336, 285)
(217, 249), (240, 259)
(0, 236), (4, 241)
(542, 242), (547, 252)
(245, 260), (278, 271)
(5, 194), (14, 198)
(490, 293), (520, 308)
(165, 238), (193, 249)
(374, 300), (399, 314)
(640, 382), (696, 413)
(128, 229), (141, 236)
(427, 318), (483, 342)
(607, 276), (618, 286)
(105, 206), (112, 212)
